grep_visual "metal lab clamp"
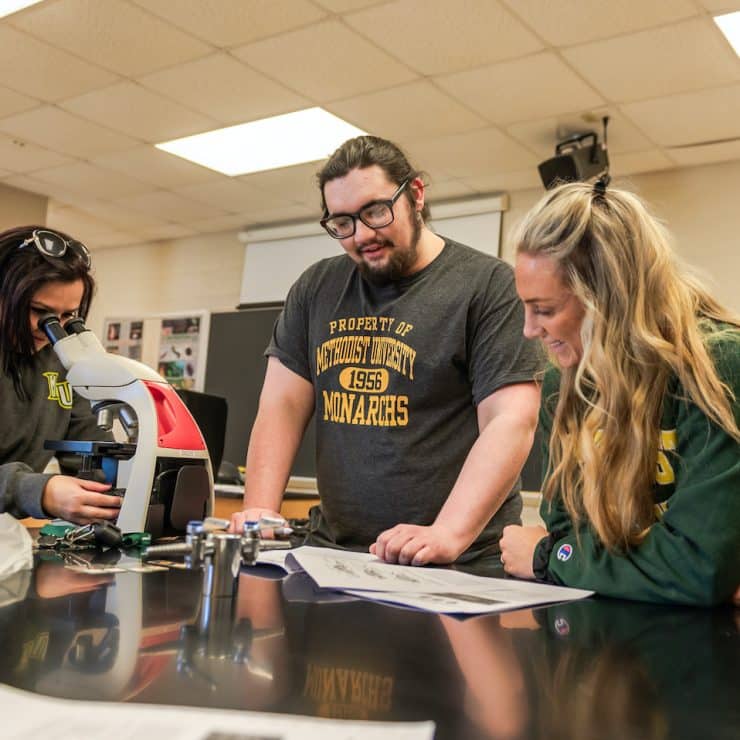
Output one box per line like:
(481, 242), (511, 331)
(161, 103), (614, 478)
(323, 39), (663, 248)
(143, 517), (290, 598)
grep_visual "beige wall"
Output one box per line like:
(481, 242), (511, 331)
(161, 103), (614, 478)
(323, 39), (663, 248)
(86, 157), (740, 341)
(0, 183), (47, 231)
(86, 231), (244, 338)
(501, 158), (740, 313)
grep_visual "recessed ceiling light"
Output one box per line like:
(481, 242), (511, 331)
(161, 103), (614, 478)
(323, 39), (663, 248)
(0, 0), (44, 19)
(156, 108), (367, 176)
(714, 11), (740, 56)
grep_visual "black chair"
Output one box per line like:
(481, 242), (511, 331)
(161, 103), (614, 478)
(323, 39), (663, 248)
(176, 389), (228, 474)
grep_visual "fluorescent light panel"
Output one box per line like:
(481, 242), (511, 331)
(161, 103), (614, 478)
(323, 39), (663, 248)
(0, 0), (43, 18)
(714, 11), (740, 56)
(156, 108), (367, 176)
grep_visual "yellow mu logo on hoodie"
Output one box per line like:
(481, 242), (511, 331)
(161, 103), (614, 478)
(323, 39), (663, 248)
(43, 371), (73, 410)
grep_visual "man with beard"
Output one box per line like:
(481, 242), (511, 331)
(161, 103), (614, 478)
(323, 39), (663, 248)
(230, 136), (541, 571)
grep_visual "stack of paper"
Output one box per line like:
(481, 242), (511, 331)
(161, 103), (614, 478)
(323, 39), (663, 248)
(0, 682), (434, 740)
(259, 546), (593, 615)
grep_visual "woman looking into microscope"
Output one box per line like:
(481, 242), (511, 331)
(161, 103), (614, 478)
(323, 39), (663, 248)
(0, 226), (118, 524)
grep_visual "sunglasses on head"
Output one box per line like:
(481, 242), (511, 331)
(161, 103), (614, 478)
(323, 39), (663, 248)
(18, 229), (91, 269)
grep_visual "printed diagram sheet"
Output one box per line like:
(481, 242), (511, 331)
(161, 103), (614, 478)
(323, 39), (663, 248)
(289, 547), (480, 592)
(287, 547), (593, 614)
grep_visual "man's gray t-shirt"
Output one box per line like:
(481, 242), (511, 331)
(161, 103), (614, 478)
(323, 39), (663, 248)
(267, 238), (542, 560)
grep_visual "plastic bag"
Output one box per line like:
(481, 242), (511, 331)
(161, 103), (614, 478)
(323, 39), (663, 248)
(0, 513), (33, 579)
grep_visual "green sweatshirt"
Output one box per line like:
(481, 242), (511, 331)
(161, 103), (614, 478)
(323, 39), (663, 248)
(534, 324), (740, 605)
(0, 345), (109, 519)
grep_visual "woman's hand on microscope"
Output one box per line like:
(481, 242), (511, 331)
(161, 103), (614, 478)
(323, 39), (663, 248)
(41, 476), (120, 524)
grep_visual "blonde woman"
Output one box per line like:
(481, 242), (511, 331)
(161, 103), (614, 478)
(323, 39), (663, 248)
(500, 180), (739, 606)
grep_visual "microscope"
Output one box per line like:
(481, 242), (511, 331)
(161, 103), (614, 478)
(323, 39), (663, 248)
(39, 315), (214, 537)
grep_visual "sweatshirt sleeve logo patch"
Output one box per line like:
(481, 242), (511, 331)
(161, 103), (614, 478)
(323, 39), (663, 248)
(556, 543), (573, 562)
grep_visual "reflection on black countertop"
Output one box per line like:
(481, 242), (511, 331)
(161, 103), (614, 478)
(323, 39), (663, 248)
(0, 556), (737, 740)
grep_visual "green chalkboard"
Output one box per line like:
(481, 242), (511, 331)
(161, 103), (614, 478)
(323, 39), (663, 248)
(203, 306), (316, 477)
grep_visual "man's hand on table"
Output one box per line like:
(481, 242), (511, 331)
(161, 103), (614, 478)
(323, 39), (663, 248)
(228, 507), (284, 536)
(370, 522), (467, 566)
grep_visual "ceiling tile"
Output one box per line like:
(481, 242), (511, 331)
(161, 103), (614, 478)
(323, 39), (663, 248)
(181, 213), (250, 234)
(183, 204), (315, 231)
(402, 127), (538, 179)
(31, 162), (156, 200)
(501, 0), (699, 46)
(92, 230), (150, 248)
(131, 0), (327, 47)
(407, 164), (455, 188)
(140, 53), (309, 125)
(3, 173), (100, 206)
(232, 19), (417, 102)
(46, 204), (130, 243)
(436, 52), (605, 126)
(610, 149), (674, 176)
(425, 178), (477, 201)
(313, 0), (386, 10)
(134, 223), (197, 241)
(112, 191), (230, 223)
(237, 161), (324, 207)
(61, 82), (219, 143)
(463, 168), (543, 192)
(0, 85), (39, 118)
(345, 0), (543, 76)
(563, 18), (740, 103)
(621, 84), (740, 147)
(696, 1), (740, 11)
(0, 106), (139, 158)
(74, 201), (170, 231)
(0, 1), (736, 248)
(92, 146), (221, 189)
(1, 174), (46, 196)
(0, 133), (72, 173)
(506, 109), (654, 159)
(0, 26), (117, 102)
(327, 81), (488, 140)
(236, 202), (317, 227)
(666, 139), (740, 167)
(10, 0), (211, 77)
(47, 194), (185, 249)
(174, 179), (284, 213)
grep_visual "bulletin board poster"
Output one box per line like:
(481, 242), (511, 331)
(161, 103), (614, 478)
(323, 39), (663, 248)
(102, 318), (144, 360)
(157, 316), (203, 390)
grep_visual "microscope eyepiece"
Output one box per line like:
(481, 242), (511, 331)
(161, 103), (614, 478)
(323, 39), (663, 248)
(63, 316), (88, 335)
(37, 313), (67, 345)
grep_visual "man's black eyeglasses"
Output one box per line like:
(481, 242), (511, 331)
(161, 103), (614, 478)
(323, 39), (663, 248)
(320, 179), (410, 239)
(18, 229), (91, 268)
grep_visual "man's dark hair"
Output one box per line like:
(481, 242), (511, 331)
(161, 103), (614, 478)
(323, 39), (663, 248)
(0, 225), (95, 393)
(317, 136), (431, 221)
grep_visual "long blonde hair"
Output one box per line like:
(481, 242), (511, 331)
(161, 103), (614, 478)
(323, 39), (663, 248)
(515, 181), (739, 550)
